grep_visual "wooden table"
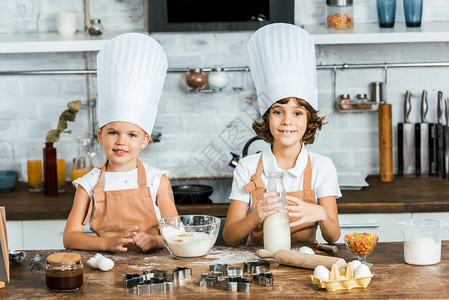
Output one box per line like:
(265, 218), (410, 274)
(4, 242), (449, 299)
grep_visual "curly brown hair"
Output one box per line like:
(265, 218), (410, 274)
(252, 97), (326, 145)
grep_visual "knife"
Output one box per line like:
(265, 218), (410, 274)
(415, 90), (429, 176)
(444, 98), (449, 178)
(437, 91), (445, 178)
(398, 91), (414, 175)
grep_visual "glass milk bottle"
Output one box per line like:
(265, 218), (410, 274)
(263, 172), (291, 253)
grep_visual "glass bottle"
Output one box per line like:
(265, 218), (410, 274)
(71, 138), (94, 182)
(326, 0), (354, 29)
(43, 142), (58, 197)
(88, 19), (104, 36)
(185, 68), (207, 90)
(263, 172), (291, 253)
(45, 252), (84, 291)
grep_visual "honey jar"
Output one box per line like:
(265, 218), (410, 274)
(45, 253), (84, 291)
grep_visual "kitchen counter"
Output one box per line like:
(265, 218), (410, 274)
(5, 242), (449, 299)
(2, 175), (449, 220)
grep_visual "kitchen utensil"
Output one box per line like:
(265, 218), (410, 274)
(398, 90), (415, 175)
(445, 98), (449, 179)
(437, 91), (446, 178)
(317, 243), (338, 254)
(399, 219), (449, 265)
(0, 170), (18, 191)
(256, 249), (347, 270)
(137, 278), (174, 295)
(379, 100), (394, 182)
(159, 215), (220, 259)
(171, 184), (213, 204)
(371, 81), (384, 103)
(243, 261), (270, 274)
(415, 90), (429, 176)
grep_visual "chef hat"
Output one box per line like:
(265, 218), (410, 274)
(247, 23), (318, 116)
(97, 33), (168, 134)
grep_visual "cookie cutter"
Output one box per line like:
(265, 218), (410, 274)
(142, 269), (168, 280)
(243, 261), (270, 274)
(172, 267), (192, 280)
(217, 277), (250, 293)
(252, 272), (273, 287)
(137, 278), (174, 295)
(209, 264), (243, 277)
(123, 273), (143, 289)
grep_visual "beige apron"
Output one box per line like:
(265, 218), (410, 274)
(244, 154), (317, 245)
(82, 159), (159, 237)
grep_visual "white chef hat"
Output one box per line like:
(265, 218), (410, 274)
(247, 23), (318, 116)
(97, 33), (168, 134)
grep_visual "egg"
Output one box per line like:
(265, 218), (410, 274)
(351, 260), (362, 270)
(299, 246), (315, 255)
(98, 256), (115, 272)
(355, 264), (371, 278)
(313, 265), (330, 281)
(86, 257), (99, 268)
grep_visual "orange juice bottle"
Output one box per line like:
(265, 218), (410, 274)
(27, 159), (43, 192)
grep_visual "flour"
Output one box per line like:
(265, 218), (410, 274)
(161, 226), (216, 258)
(404, 237), (441, 265)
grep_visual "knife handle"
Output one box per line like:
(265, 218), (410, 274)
(429, 124), (438, 176)
(398, 123), (404, 176)
(415, 124), (421, 176)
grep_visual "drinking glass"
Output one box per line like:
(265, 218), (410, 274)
(57, 152), (66, 193)
(376, 0), (396, 28)
(27, 151), (43, 192)
(403, 0), (423, 27)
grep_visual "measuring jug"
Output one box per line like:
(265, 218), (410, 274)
(399, 219), (448, 265)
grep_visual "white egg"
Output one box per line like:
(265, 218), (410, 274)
(299, 246), (315, 255)
(86, 257), (99, 268)
(98, 256), (115, 272)
(313, 265), (330, 281)
(355, 264), (371, 277)
(351, 260), (362, 270)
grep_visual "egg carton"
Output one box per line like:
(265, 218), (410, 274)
(310, 262), (373, 292)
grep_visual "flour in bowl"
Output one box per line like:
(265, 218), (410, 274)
(161, 226), (216, 258)
(404, 237), (441, 265)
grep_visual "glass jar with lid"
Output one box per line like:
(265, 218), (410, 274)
(88, 19), (104, 36)
(45, 252), (84, 291)
(326, 0), (353, 29)
(185, 68), (207, 90)
(338, 94), (353, 110)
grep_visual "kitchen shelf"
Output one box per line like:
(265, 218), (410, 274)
(304, 21), (449, 45)
(0, 22), (448, 54)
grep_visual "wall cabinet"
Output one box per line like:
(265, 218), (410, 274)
(7, 220), (66, 250)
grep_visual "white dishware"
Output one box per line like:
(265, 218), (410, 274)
(57, 11), (78, 36)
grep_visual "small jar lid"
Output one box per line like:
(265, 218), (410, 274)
(356, 93), (368, 99)
(189, 68), (202, 73)
(47, 252), (81, 264)
(211, 67), (223, 72)
(327, 0), (353, 6)
(339, 94), (351, 99)
(90, 19), (101, 25)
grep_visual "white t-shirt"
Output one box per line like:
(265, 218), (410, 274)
(229, 146), (342, 212)
(73, 161), (167, 220)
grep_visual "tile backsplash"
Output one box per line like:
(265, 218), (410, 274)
(1, 0), (449, 183)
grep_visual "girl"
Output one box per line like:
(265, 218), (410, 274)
(223, 24), (341, 246)
(63, 33), (178, 252)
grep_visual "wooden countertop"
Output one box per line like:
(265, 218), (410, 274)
(2, 175), (449, 220)
(5, 242), (449, 299)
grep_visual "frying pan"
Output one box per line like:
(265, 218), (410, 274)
(172, 184), (213, 205)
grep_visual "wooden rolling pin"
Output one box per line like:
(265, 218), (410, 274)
(257, 249), (347, 270)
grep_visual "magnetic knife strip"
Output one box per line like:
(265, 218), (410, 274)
(199, 261), (272, 292)
(123, 267), (192, 295)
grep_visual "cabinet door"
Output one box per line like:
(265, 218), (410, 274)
(6, 221), (23, 250)
(316, 213), (411, 243)
(411, 212), (449, 240)
(23, 220), (66, 250)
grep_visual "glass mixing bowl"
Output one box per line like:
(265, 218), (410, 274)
(159, 215), (221, 259)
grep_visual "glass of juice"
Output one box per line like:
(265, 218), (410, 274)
(57, 152), (66, 193)
(27, 152), (43, 192)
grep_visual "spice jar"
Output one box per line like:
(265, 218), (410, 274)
(326, 0), (353, 29)
(88, 19), (103, 36)
(355, 93), (370, 109)
(338, 94), (352, 110)
(208, 67), (228, 90)
(185, 68), (207, 89)
(45, 253), (84, 291)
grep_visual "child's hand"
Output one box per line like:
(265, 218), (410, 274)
(253, 192), (282, 223)
(133, 232), (158, 252)
(284, 196), (326, 227)
(109, 225), (139, 252)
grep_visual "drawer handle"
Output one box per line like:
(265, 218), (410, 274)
(340, 223), (380, 228)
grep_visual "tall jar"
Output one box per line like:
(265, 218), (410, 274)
(43, 142), (58, 197)
(45, 252), (84, 291)
(71, 138), (94, 182)
(326, 0), (353, 29)
(263, 172), (291, 253)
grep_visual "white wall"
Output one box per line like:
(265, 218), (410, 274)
(1, 0), (449, 182)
